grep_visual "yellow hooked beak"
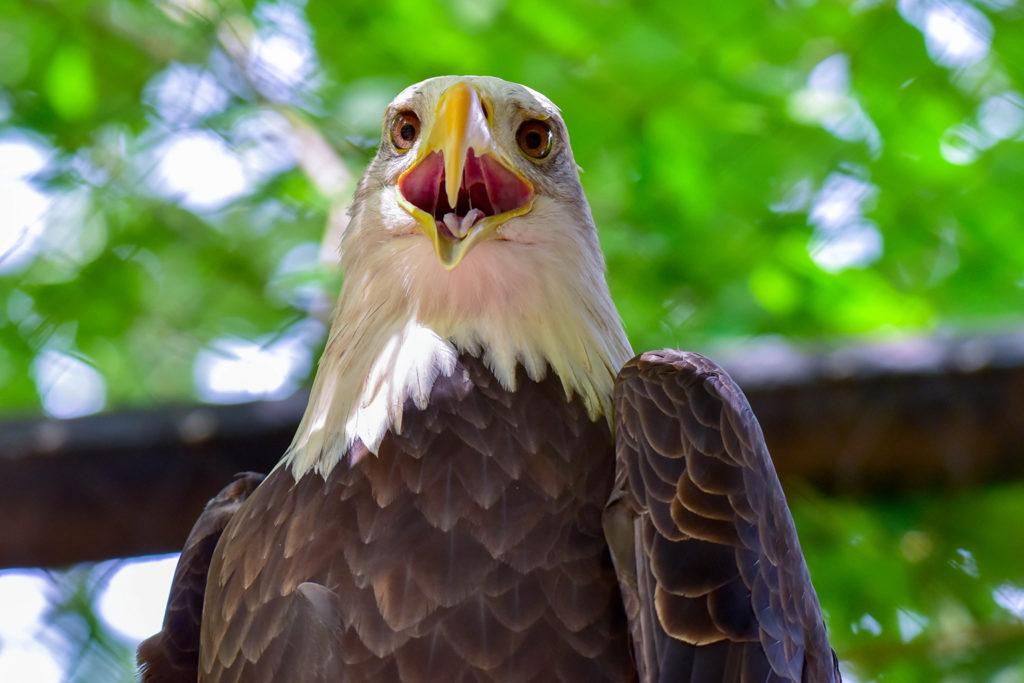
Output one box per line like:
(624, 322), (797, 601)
(397, 81), (534, 270)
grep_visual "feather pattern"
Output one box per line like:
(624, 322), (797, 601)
(137, 473), (264, 682)
(607, 350), (840, 682)
(199, 355), (636, 682)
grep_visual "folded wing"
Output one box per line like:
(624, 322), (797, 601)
(606, 350), (840, 682)
(138, 472), (265, 682)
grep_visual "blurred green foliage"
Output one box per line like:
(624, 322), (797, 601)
(796, 484), (1024, 680)
(2, 0), (1024, 680)
(4, 0), (1024, 413)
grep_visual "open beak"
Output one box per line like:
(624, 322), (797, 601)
(397, 82), (534, 270)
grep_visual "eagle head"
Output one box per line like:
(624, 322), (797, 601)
(286, 77), (632, 476)
(348, 76), (590, 269)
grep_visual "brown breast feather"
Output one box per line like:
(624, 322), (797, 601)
(198, 354), (636, 683)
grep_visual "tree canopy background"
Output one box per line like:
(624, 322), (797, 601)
(1, 0), (1023, 680)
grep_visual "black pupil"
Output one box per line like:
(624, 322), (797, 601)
(525, 130), (542, 150)
(400, 122), (416, 141)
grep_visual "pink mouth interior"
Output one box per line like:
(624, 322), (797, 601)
(399, 150), (533, 239)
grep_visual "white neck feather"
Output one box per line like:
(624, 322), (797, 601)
(282, 195), (632, 478)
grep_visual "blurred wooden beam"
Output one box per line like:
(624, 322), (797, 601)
(3, 332), (1024, 569)
(0, 396), (302, 569)
(714, 332), (1024, 495)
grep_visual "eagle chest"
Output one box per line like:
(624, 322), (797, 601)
(206, 355), (636, 682)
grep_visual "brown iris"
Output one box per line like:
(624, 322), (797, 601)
(390, 111), (420, 151)
(516, 120), (552, 159)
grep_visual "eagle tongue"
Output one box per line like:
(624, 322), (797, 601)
(441, 209), (485, 239)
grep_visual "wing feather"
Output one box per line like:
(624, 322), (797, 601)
(137, 472), (264, 683)
(606, 350), (840, 682)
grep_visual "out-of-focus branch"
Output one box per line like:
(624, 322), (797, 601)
(1, 395), (304, 569)
(214, 10), (355, 268)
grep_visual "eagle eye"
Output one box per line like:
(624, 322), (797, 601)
(390, 111), (420, 151)
(516, 120), (552, 159)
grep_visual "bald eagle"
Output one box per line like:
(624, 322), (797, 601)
(139, 76), (840, 682)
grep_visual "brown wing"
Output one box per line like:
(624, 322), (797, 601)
(138, 472), (264, 683)
(606, 350), (840, 683)
(198, 467), (350, 683)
